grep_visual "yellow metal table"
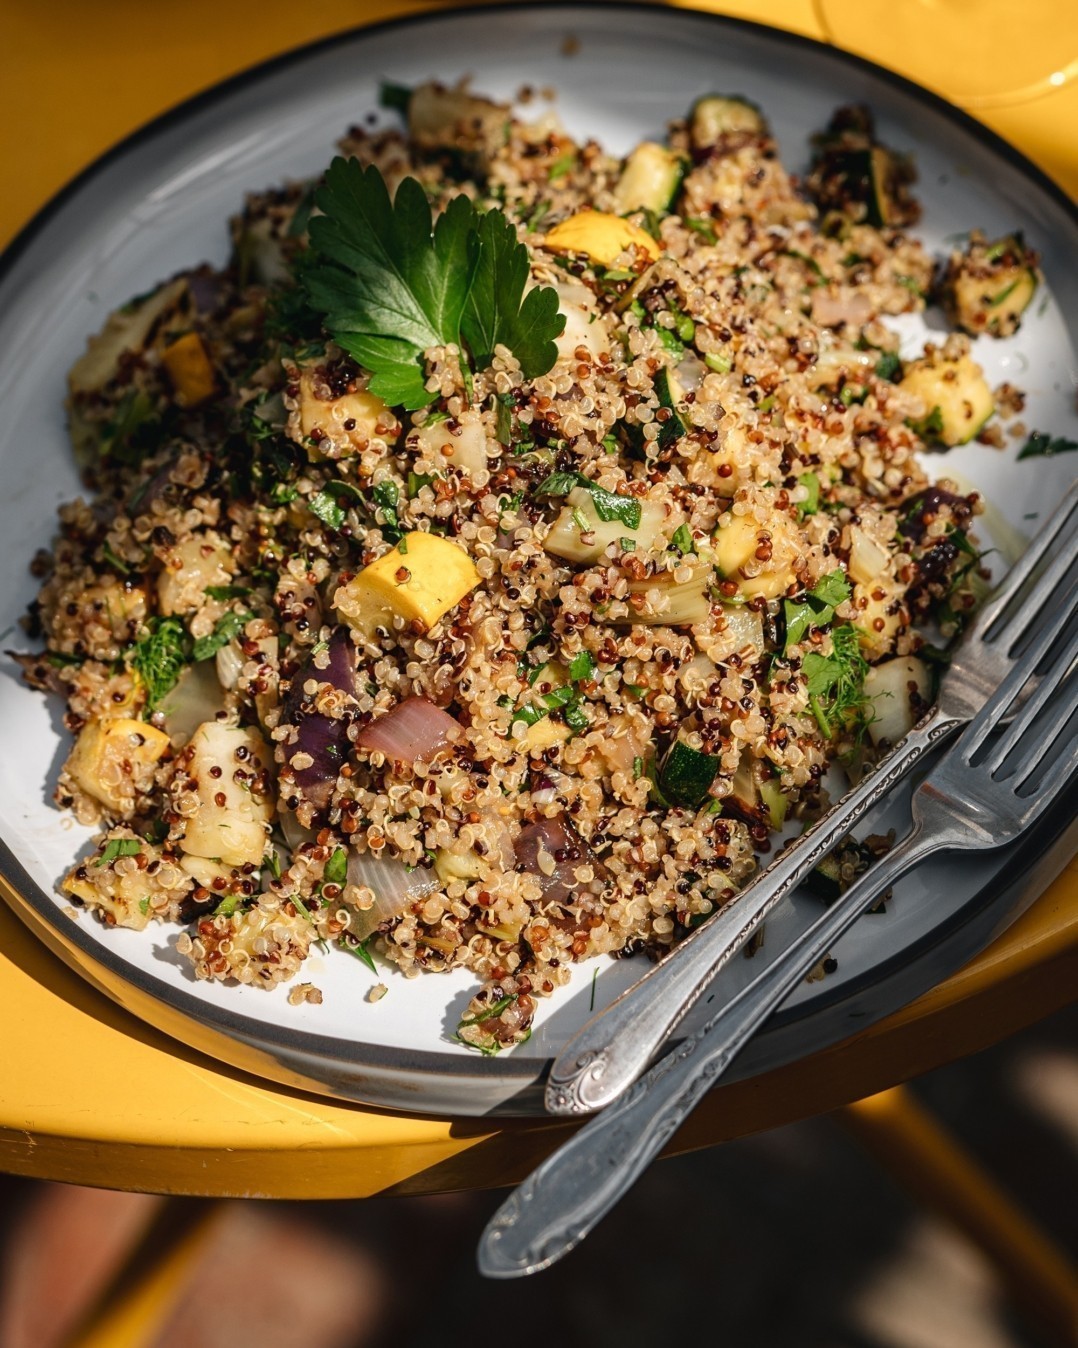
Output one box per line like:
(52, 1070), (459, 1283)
(1, 9), (1076, 1340)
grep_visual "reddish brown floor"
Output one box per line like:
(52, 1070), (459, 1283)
(1, 1003), (1075, 1348)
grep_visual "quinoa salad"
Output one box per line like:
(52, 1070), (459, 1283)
(15, 81), (1046, 1053)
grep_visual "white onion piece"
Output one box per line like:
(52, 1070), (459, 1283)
(346, 850), (440, 940)
(215, 639), (245, 692)
(864, 656), (932, 748)
(355, 697), (461, 766)
(160, 661), (224, 746)
(847, 526), (890, 585)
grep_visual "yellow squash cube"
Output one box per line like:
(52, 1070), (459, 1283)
(334, 532), (480, 638)
(161, 332), (216, 407)
(66, 718), (171, 816)
(543, 211), (661, 267)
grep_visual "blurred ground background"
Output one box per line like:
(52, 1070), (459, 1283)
(1, 1002), (1075, 1348)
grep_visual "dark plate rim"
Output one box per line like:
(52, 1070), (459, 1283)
(1, 0), (1075, 1098)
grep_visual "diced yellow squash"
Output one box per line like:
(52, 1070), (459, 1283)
(67, 718), (170, 815)
(161, 332), (216, 407)
(434, 847), (485, 884)
(296, 364), (399, 459)
(523, 717), (573, 753)
(65, 842), (160, 932)
(900, 353), (994, 447)
(714, 513), (797, 600)
(854, 580), (904, 658)
(334, 532), (480, 639)
(544, 210), (661, 267)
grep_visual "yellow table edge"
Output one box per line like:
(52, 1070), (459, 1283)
(1, 0), (1075, 1199)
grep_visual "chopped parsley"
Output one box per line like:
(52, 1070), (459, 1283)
(874, 351), (902, 381)
(568, 649), (596, 683)
(95, 838), (141, 867)
(783, 569), (852, 652)
(535, 471), (642, 530)
(340, 935), (378, 973)
(797, 472), (821, 518)
(671, 523), (694, 555)
(204, 584), (251, 601)
(191, 611), (251, 663)
(324, 847), (348, 886)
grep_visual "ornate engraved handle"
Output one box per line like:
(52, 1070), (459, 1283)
(544, 705), (959, 1116)
(479, 827), (941, 1279)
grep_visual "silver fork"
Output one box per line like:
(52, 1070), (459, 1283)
(544, 480), (1078, 1117)
(478, 574), (1078, 1279)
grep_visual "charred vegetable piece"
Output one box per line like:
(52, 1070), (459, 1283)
(900, 350), (994, 446)
(613, 142), (686, 214)
(659, 737), (721, 807)
(806, 105), (919, 228)
(939, 231), (1041, 338)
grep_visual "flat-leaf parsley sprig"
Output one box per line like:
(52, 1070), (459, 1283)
(303, 159), (565, 411)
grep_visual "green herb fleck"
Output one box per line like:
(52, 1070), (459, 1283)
(1017, 432), (1078, 461)
(129, 617), (190, 711)
(671, 523), (694, 555)
(96, 838), (141, 867)
(324, 847), (348, 887)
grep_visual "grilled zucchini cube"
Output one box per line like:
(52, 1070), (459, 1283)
(334, 532), (480, 639)
(180, 722), (274, 869)
(612, 143), (686, 214)
(940, 232), (1040, 339)
(690, 95), (766, 149)
(544, 488), (669, 565)
(900, 352), (995, 446)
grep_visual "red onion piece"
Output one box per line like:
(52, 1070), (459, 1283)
(514, 817), (601, 906)
(346, 850), (439, 940)
(282, 627), (358, 813)
(355, 696), (461, 766)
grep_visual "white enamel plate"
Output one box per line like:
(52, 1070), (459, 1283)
(0, 3), (1075, 1116)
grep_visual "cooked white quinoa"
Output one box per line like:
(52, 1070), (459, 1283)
(21, 81), (1034, 1054)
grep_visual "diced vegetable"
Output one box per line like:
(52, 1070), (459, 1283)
(659, 737), (721, 807)
(161, 332), (216, 407)
(690, 95), (766, 149)
(623, 562), (714, 625)
(179, 722), (275, 868)
(543, 210), (661, 267)
(334, 532), (480, 639)
(653, 366), (688, 448)
(414, 413), (488, 475)
(939, 232), (1040, 339)
(846, 525), (891, 586)
(157, 534), (235, 617)
(806, 105), (919, 228)
(863, 655), (931, 747)
(292, 362), (400, 459)
(66, 718), (170, 816)
(67, 279), (187, 396)
(714, 512), (797, 599)
(612, 142), (686, 214)
(405, 82), (509, 164)
(355, 697), (461, 764)
(544, 487), (668, 564)
(900, 351), (994, 446)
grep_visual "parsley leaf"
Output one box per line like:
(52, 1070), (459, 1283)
(461, 208), (565, 377)
(192, 611), (251, 663)
(129, 617), (190, 711)
(304, 160), (565, 410)
(535, 471), (642, 530)
(783, 569), (851, 653)
(797, 472), (820, 518)
(96, 838), (141, 867)
(305, 159), (479, 410)
(874, 351), (902, 381)
(1017, 432), (1078, 461)
(324, 847), (348, 886)
(569, 650), (596, 683)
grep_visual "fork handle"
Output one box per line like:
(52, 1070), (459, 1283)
(545, 706), (959, 1116)
(479, 823), (942, 1280)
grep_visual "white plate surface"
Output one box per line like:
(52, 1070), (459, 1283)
(0, 3), (1075, 1116)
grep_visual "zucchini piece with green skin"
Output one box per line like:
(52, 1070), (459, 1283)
(690, 95), (766, 149)
(940, 232), (1041, 339)
(659, 737), (722, 807)
(612, 142), (687, 214)
(900, 353), (995, 447)
(803, 839), (875, 905)
(806, 105), (919, 228)
(544, 488), (669, 565)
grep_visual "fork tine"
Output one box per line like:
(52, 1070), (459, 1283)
(962, 569), (1078, 761)
(981, 480), (1078, 650)
(984, 622), (1078, 779)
